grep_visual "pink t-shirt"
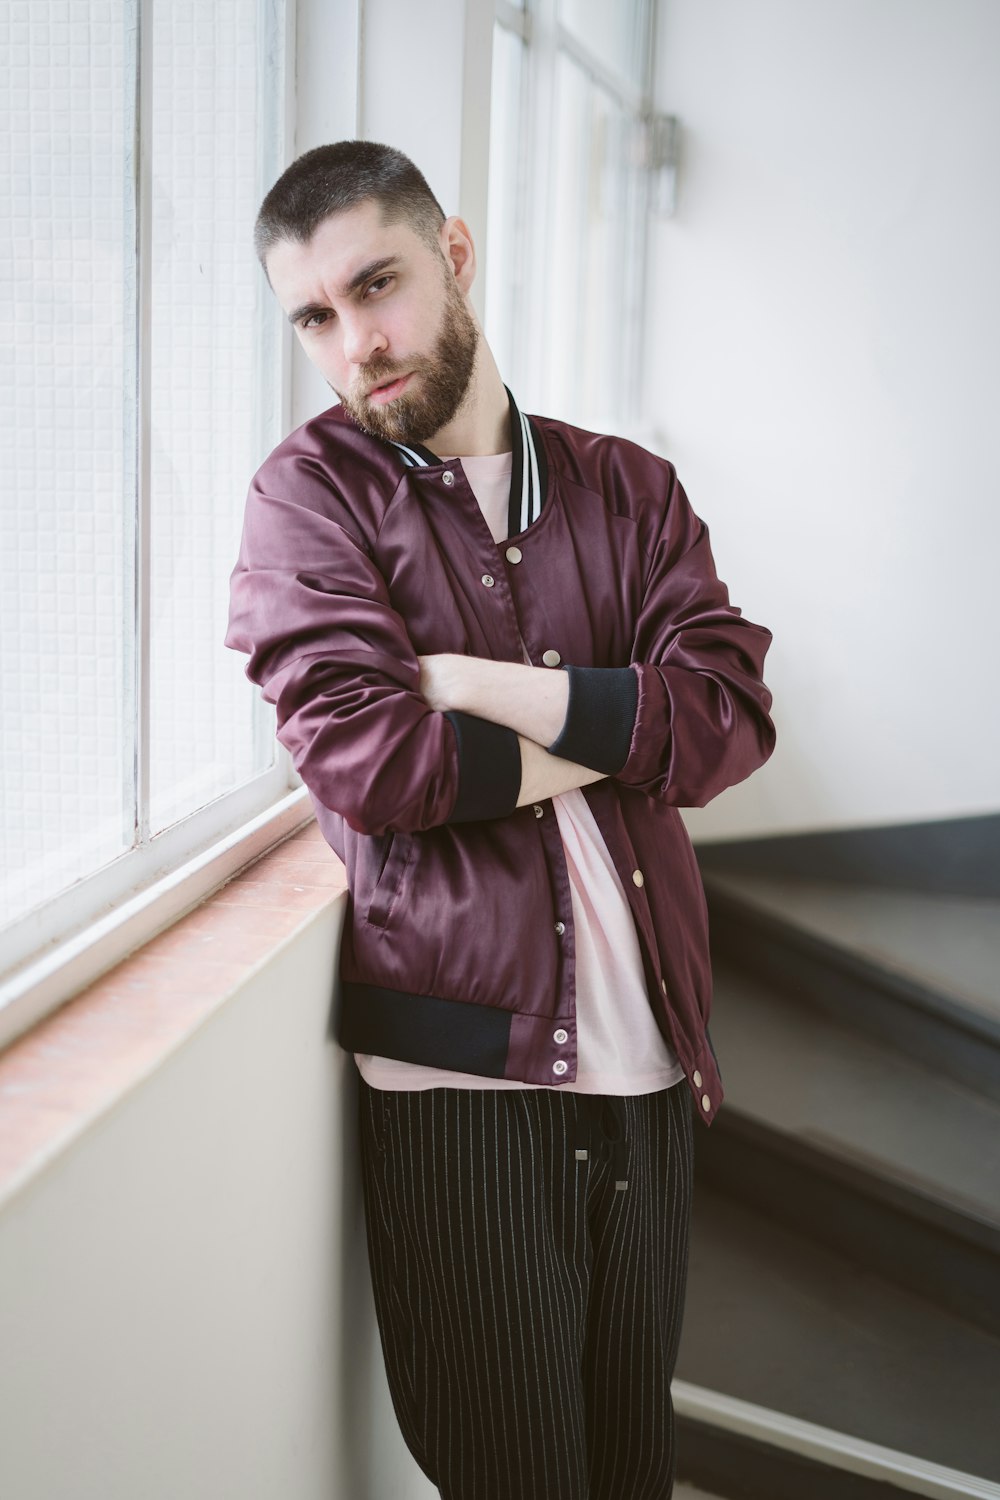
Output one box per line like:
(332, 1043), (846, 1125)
(354, 450), (685, 1095)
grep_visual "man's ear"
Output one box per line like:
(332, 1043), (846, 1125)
(440, 215), (476, 294)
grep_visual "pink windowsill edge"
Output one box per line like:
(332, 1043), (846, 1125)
(0, 818), (347, 1209)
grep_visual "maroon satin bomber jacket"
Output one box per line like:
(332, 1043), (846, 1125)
(225, 389), (776, 1126)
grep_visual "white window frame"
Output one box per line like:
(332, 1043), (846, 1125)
(493, 0), (658, 437)
(0, 0), (310, 1052)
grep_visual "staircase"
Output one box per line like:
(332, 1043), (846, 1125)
(673, 815), (1000, 1499)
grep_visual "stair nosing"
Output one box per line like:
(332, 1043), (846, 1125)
(704, 877), (1000, 1044)
(674, 1378), (1000, 1498)
(708, 1102), (1000, 1246)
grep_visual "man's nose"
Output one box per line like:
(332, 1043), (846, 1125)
(342, 312), (387, 368)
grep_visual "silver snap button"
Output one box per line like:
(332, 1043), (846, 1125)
(553, 1060), (568, 1076)
(442, 470), (455, 486)
(505, 545), (522, 564)
(541, 649), (561, 667)
(481, 574), (495, 587)
(533, 804), (544, 818)
(701, 1093), (711, 1111)
(632, 869), (644, 887)
(553, 1028), (568, 1045)
(693, 1070), (702, 1088)
(554, 921), (565, 935)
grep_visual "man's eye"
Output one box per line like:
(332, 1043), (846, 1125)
(301, 311), (329, 331)
(366, 275), (392, 295)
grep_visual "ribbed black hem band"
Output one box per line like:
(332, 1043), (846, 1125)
(546, 664), (639, 774)
(340, 981), (511, 1076)
(444, 710), (522, 822)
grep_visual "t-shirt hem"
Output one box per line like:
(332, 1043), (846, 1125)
(355, 1054), (687, 1095)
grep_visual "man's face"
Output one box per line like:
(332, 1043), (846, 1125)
(265, 198), (480, 446)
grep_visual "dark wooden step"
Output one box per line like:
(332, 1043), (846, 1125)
(703, 873), (1000, 1102)
(675, 1182), (1000, 1483)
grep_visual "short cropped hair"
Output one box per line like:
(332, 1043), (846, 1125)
(254, 140), (447, 271)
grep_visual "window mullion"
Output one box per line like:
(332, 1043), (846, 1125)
(518, 0), (558, 410)
(122, 0), (138, 853)
(255, 0), (296, 784)
(255, 0), (293, 461)
(495, 0), (530, 42)
(629, 0), (658, 428)
(136, 0), (153, 846)
(122, 0), (153, 851)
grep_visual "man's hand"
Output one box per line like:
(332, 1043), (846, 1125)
(415, 652), (465, 712)
(417, 652), (571, 746)
(515, 736), (605, 805)
(416, 653), (607, 805)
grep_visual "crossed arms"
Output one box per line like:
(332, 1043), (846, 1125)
(416, 654), (606, 806)
(225, 451), (776, 837)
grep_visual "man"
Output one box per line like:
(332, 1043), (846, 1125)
(226, 139), (775, 1500)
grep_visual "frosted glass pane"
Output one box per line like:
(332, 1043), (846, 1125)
(148, 0), (274, 834)
(0, 2), (128, 929)
(485, 22), (525, 382)
(547, 54), (588, 418)
(548, 55), (640, 426)
(557, 0), (650, 91)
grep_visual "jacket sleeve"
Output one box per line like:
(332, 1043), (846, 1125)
(545, 460), (775, 806)
(224, 467), (522, 837)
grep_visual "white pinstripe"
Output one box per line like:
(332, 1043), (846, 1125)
(520, 404), (540, 530)
(359, 1082), (695, 1499)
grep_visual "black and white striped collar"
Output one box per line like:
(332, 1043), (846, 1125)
(387, 384), (549, 541)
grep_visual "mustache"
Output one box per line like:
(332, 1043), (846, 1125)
(354, 361), (417, 400)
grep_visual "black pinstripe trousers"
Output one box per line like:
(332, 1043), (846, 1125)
(358, 1080), (696, 1500)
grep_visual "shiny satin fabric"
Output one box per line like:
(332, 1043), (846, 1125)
(225, 400), (776, 1123)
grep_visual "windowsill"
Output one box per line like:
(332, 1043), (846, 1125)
(0, 817), (346, 1212)
(0, 783), (315, 1054)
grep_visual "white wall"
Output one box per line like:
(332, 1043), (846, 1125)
(653, 0), (1000, 841)
(0, 902), (433, 1500)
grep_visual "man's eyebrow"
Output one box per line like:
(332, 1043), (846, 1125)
(286, 256), (401, 324)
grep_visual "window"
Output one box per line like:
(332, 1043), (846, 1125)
(0, 0), (301, 1038)
(486, 0), (656, 433)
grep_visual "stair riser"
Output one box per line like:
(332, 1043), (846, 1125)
(694, 812), (1000, 898)
(695, 1117), (1000, 1338)
(707, 897), (1000, 1105)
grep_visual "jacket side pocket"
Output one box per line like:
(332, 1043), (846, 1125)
(365, 832), (410, 929)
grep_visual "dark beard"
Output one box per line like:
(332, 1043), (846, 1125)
(338, 272), (480, 447)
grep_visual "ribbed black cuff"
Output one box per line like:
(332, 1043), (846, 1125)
(546, 665), (639, 775)
(444, 710), (522, 822)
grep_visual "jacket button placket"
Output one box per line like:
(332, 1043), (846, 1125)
(535, 809), (575, 1079)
